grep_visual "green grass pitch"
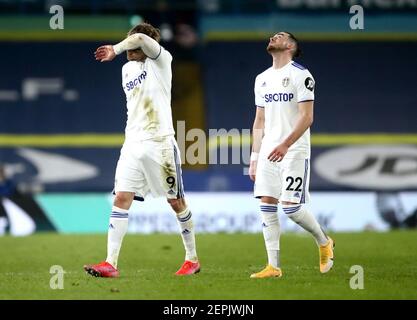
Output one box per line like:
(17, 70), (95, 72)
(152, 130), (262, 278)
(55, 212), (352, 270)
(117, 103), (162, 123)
(0, 231), (416, 299)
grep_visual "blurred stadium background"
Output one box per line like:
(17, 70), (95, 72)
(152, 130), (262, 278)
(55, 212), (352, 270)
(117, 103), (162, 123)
(0, 0), (417, 300)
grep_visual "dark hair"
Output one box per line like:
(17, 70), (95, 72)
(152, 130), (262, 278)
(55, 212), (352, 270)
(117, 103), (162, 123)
(128, 22), (161, 43)
(284, 31), (302, 58)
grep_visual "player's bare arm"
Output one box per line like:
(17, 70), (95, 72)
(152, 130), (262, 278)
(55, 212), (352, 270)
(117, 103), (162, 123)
(249, 107), (265, 181)
(268, 100), (314, 162)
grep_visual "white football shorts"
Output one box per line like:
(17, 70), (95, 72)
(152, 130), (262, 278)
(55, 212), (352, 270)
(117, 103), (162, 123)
(254, 155), (310, 204)
(114, 135), (184, 200)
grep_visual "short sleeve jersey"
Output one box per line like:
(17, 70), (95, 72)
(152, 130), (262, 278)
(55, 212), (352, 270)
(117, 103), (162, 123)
(254, 60), (315, 158)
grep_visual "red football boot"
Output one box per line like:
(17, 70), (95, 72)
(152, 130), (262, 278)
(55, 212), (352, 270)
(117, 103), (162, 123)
(83, 261), (119, 278)
(175, 260), (201, 275)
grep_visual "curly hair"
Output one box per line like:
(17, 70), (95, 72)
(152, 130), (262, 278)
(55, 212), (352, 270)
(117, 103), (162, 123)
(127, 22), (161, 43)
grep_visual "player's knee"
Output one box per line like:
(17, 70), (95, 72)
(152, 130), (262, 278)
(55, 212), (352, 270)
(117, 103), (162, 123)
(168, 198), (186, 213)
(260, 196), (278, 205)
(114, 192), (134, 209)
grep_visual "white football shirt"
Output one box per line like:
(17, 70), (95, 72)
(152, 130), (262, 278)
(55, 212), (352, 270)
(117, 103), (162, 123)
(254, 60), (315, 158)
(121, 46), (175, 141)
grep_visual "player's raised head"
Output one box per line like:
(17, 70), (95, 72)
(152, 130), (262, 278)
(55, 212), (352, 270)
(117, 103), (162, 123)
(267, 31), (301, 58)
(127, 22), (161, 43)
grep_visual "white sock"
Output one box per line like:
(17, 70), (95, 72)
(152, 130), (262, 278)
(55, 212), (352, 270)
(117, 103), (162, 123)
(283, 204), (328, 246)
(105, 206), (129, 268)
(260, 203), (280, 268)
(176, 208), (198, 262)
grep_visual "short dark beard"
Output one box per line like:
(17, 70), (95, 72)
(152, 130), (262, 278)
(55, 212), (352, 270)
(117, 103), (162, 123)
(267, 44), (282, 53)
(266, 44), (275, 52)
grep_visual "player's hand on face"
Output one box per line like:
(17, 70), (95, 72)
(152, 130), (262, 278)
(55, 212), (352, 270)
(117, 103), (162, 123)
(249, 160), (257, 181)
(94, 45), (116, 62)
(268, 144), (288, 162)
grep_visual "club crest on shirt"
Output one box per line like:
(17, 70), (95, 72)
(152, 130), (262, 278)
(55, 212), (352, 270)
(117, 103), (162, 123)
(261, 81), (267, 87)
(282, 77), (290, 87)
